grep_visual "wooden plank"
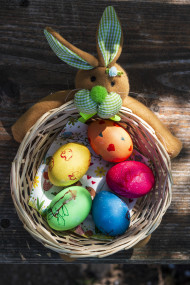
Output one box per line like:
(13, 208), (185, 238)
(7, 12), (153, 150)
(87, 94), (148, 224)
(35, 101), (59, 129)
(0, 0), (190, 263)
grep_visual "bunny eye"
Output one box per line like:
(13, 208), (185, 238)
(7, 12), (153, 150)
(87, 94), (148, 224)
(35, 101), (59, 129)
(91, 76), (96, 82)
(111, 81), (115, 87)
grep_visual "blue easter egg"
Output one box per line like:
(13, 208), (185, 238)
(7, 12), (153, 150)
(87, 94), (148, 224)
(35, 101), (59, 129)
(92, 191), (130, 236)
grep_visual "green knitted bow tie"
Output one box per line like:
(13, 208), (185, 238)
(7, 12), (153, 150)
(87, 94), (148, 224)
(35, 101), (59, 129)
(74, 89), (122, 121)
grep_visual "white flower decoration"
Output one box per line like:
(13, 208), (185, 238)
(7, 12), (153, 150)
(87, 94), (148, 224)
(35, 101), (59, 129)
(108, 66), (118, 77)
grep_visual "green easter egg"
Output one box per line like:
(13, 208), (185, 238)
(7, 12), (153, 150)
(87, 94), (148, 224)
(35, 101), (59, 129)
(46, 186), (92, 231)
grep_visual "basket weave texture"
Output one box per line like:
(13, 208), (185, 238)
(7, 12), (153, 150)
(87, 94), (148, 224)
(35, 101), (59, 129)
(10, 100), (172, 258)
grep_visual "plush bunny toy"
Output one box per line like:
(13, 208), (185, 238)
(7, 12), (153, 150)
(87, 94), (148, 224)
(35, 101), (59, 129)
(12, 6), (182, 158)
(11, 6), (182, 252)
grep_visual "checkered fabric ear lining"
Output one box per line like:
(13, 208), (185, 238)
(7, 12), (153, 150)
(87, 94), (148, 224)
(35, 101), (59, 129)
(74, 89), (122, 118)
(44, 29), (94, 70)
(98, 6), (121, 66)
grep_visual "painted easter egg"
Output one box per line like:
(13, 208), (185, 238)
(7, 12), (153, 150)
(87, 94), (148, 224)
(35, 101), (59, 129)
(48, 143), (91, 186)
(92, 191), (130, 236)
(88, 120), (133, 162)
(106, 161), (155, 198)
(47, 186), (92, 231)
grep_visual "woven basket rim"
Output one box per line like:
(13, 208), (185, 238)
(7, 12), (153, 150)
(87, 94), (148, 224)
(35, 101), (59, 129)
(10, 100), (172, 258)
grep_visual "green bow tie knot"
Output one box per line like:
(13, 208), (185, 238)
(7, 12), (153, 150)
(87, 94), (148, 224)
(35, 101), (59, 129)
(74, 89), (122, 120)
(90, 86), (108, 104)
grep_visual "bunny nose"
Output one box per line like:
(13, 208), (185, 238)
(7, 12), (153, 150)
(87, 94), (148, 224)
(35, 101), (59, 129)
(90, 86), (108, 104)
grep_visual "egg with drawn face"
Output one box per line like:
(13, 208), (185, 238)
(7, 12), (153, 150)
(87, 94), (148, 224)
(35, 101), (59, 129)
(88, 120), (133, 162)
(48, 143), (91, 186)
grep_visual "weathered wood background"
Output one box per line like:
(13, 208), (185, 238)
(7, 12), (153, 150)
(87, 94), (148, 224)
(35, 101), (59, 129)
(0, 0), (190, 263)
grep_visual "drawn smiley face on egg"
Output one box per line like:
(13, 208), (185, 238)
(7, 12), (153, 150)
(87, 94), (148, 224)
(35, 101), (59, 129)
(88, 120), (133, 162)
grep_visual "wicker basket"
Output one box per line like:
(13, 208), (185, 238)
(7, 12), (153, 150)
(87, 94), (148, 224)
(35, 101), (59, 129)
(10, 100), (172, 258)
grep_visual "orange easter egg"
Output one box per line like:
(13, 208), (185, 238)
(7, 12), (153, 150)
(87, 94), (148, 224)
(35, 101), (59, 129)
(88, 120), (133, 162)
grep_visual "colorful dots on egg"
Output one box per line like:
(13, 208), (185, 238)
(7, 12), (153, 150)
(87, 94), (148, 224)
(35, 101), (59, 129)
(88, 120), (133, 162)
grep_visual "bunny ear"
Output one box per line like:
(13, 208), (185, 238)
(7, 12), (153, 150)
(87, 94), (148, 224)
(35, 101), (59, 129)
(97, 6), (123, 67)
(44, 27), (99, 70)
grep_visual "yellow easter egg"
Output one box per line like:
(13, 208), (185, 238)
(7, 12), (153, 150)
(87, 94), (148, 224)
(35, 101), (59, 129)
(48, 143), (91, 186)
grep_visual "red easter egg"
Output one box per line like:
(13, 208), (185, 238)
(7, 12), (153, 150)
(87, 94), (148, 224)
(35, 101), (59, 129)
(88, 120), (133, 162)
(106, 161), (155, 198)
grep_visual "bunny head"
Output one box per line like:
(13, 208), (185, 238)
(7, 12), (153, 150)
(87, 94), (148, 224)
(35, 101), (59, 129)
(44, 6), (129, 121)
